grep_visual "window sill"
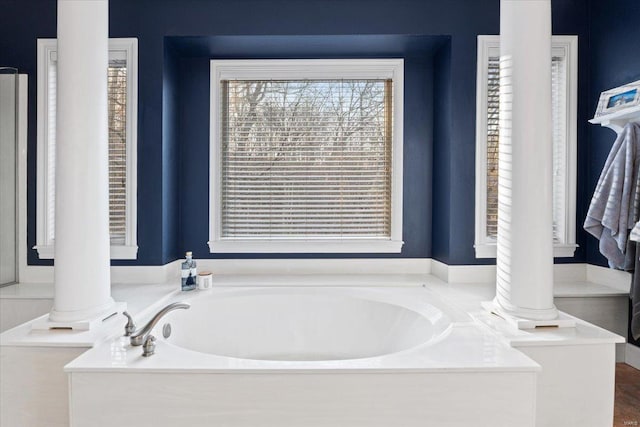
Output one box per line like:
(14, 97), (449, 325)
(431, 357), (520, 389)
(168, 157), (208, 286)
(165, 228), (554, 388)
(34, 245), (139, 260)
(474, 243), (578, 259)
(208, 239), (404, 254)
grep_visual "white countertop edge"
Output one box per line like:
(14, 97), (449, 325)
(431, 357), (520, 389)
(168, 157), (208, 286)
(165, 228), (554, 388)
(470, 310), (626, 347)
(510, 338), (626, 347)
(0, 313), (126, 348)
(65, 366), (542, 375)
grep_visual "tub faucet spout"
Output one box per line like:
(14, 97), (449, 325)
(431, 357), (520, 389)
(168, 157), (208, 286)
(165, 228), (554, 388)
(128, 302), (190, 346)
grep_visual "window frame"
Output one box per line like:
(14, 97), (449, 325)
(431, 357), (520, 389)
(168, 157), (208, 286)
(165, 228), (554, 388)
(208, 59), (404, 253)
(474, 35), (578, 259)
(35, 38), (138, 260)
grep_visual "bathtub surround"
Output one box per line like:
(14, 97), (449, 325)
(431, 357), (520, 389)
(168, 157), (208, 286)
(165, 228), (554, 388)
(64, 284), (623, 427)
(0, 264), (629, 426)
(35, 0), (119, 329)
(68, 372), (537, 427)
(66, 287), (541, 427)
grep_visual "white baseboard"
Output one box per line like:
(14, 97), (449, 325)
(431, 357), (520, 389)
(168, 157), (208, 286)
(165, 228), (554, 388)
(19, 261), (182, 285)
(625, 343), (640, 370)
(112, 261), (181, 284)
(430, 261), (585, 284)
(430, 261), (631, 287)
(429, 259), (449, 282)
(18, 265), (54, 284)
(430, 260), (495, 283)
(554, 264), (587, 282)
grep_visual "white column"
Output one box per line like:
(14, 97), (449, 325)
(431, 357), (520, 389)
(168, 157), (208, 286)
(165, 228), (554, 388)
(494, 0), (558, 321)
(49, 0), (115, 323)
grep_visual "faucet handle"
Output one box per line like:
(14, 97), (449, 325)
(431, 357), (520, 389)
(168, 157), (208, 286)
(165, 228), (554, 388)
(142, 335), (156, 357)
(123, 311), (136, 337)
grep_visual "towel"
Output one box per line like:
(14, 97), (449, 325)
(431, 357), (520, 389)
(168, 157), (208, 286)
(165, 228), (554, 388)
(632, 221), (640, 340)
(633, 241), (640, 340)
(584, 122), (640, 270)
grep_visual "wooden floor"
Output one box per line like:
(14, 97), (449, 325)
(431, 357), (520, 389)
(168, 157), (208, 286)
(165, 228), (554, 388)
(614, 363), (640, 427)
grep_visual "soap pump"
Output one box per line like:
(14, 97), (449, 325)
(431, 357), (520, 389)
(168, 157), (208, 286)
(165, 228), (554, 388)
(181, 251), (197, 291)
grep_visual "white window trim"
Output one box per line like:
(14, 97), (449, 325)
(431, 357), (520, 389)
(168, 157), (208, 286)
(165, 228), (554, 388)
(208, 59), (404, 253)
(35, 38), (138, 260)
(474, 35), (578, 259)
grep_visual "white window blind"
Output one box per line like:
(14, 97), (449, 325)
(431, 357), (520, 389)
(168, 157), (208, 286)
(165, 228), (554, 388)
(485, 55), (500, 239)
(107, 57), (128, 245)
(551, 56), (568, 242)
(46, 56), (57, 244)
(36, 38), (138, 259)
(209, 59), (404, 253)
(221, 79), (392, 239)
(485, 55), (566, 241)
(475, 36), (577, 258)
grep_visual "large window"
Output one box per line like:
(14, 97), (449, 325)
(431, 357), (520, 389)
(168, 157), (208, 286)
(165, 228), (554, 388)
(209, 59), (404, 253)
(475, 35), (578, 258)
(35, 38), (138, 259)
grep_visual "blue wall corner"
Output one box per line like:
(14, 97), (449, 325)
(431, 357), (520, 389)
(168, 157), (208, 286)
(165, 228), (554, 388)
(431, 41), (452, 265)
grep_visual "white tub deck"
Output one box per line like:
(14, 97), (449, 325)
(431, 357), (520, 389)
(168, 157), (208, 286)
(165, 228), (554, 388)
(1, 272), (625, 427)
(64, 286), (540, 427)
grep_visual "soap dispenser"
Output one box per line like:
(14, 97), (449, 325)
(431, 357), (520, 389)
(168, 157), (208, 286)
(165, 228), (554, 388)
(181, 251), (197, 291)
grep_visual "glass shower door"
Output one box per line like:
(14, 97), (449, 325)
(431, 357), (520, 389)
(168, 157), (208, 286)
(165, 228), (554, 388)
(0, 67), (18, 286)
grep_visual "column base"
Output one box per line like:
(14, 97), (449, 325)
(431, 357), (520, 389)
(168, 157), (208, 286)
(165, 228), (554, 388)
(32, 301), (126, 331)
(482, 301), (576, 330)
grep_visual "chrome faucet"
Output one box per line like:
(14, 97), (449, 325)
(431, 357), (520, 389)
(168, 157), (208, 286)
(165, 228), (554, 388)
(123, 302), (190, 348)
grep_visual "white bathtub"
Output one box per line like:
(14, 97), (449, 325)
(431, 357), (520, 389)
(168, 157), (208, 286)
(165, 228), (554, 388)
(164, 287), (451, 361)
(66, 286), (540, 427)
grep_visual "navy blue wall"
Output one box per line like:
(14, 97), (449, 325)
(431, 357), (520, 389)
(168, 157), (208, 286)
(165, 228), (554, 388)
(171, 35), (440, 259)
(585, 0), (640, 268)
(432, 41), (452, 264)
(0, 0), (596, 265)
(585, 0), (640, 348)
(162, 42), (181, 265)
